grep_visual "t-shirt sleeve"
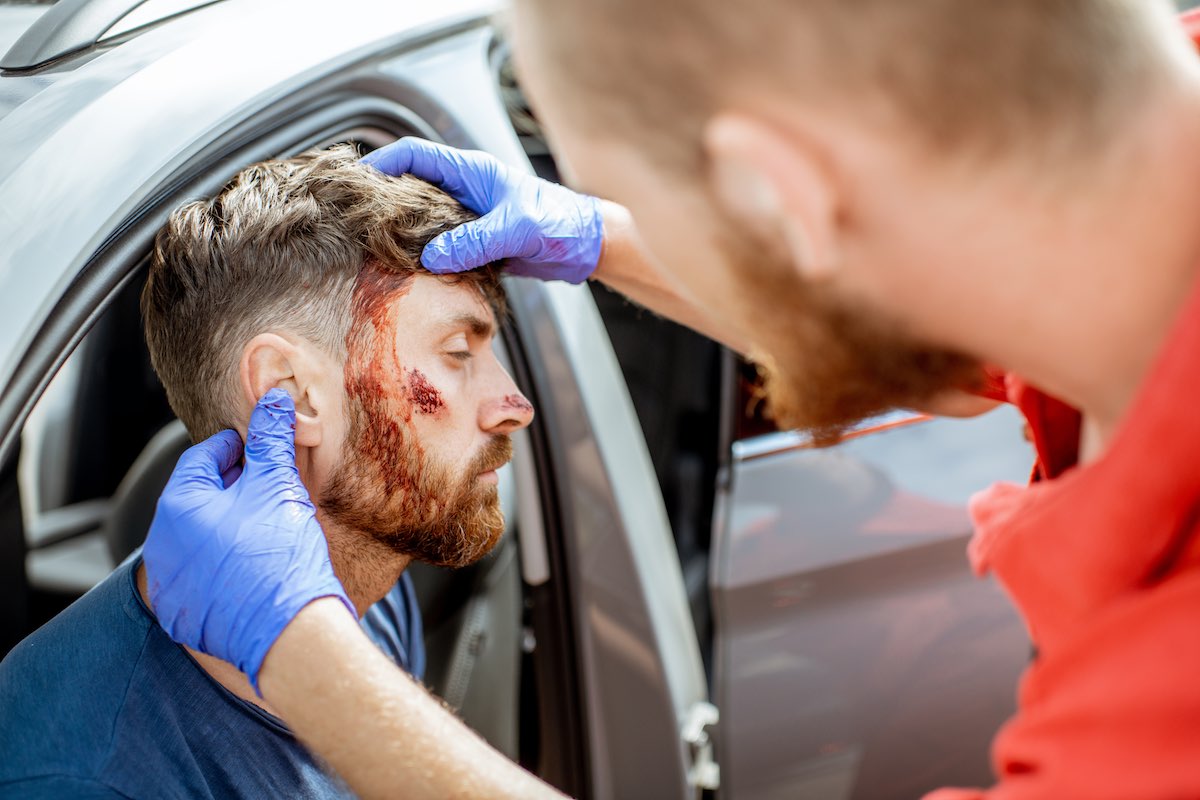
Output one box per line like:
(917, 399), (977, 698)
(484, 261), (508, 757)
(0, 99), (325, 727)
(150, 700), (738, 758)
(400, 571), (426, 681)
(0, 775), (132, 799)
(360, 572), (426, 681)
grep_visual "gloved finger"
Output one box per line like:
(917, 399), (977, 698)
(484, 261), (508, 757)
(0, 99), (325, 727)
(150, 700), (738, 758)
(242, 388), (303, 481)
(360, 136), (418, 176)
(361, 137), (483, 209)
(220, 462), (244, 488)
(422, 215), (512, 274)
(164, 429), (244, 494)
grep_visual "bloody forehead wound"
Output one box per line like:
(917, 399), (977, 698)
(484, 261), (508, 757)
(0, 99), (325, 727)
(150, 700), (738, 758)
(344, 261), (458, 421)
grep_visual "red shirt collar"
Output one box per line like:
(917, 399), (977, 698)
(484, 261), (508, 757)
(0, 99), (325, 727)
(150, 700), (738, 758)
(968, 278), (1200, 652)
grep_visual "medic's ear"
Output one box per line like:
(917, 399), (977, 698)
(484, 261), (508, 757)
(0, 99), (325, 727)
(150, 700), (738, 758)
(702, 113), (840, 281)
(239, 333), (323, 448)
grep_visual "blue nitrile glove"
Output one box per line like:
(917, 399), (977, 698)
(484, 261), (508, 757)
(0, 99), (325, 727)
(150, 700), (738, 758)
(361, 137), (605, 284)
(143, 388), (354, 694)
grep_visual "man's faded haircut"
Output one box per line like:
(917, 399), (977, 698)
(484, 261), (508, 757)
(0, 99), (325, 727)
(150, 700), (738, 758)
(143, 144), (502, 441)
(529, 0), (1179, 170)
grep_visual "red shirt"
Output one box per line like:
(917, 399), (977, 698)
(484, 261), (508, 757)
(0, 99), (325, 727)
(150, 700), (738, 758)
(923, 16), (1200, 797)
(925, 279), (1200, 798)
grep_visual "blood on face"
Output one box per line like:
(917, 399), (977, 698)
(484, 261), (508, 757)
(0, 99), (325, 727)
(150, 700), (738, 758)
(406, 368), (445, 415)
(342, 261), (424, 497)
(323, 263), (509, 566)
(500, 393), (533, 414)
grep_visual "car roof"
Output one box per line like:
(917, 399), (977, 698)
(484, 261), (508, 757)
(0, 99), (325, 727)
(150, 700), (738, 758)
(0, 3), (52, 54)
(0, 0), (496, 394)
(0, 4), (59, 121)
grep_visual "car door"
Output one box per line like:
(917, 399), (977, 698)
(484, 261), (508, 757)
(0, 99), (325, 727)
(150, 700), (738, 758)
(711, 398), (1036, 799)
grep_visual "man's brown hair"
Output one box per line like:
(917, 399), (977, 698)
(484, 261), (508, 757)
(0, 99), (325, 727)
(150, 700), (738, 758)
(527, 0), (1176, 170)
(143, 144), (502, 441)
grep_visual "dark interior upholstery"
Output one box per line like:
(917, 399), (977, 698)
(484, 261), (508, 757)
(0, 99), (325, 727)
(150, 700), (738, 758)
(102, 419), (190, 565)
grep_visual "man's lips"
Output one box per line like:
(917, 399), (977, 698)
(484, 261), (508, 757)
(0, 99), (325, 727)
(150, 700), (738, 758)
(477, 460), (509, 477)
(473, 436), (514, 481)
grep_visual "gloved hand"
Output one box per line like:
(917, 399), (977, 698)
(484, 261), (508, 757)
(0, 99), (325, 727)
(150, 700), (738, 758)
(143, 388), (354, 694)
(361, 136), (605, 284)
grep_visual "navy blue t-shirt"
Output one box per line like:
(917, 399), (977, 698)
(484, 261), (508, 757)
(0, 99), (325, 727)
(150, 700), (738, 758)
(0, 556), (424, 799)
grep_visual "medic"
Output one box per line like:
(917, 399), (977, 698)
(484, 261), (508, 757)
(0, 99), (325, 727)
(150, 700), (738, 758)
(142, 1), (1200, 798)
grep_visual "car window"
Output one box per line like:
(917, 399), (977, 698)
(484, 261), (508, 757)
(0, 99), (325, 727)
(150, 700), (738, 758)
(19, 273), (171, 600)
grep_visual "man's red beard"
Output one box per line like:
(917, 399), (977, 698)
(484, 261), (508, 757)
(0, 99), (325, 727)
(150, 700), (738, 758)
(320, 402), (511, 569)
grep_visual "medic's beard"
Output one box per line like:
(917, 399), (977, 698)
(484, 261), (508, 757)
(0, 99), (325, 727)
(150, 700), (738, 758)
(320, 391), (512, 570)
(718, 225), (982, 443)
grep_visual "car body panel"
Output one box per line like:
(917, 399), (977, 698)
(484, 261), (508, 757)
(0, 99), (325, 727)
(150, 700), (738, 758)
(713, 407), (1036, 799)
(0, 6), (50, 59)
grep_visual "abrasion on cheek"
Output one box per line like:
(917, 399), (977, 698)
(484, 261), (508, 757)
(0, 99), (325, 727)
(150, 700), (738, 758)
(406, 368), (445, 415)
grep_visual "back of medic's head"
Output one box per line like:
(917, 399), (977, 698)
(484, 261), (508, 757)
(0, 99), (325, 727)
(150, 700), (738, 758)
(142, 144), (502, 443)
(527, 0), (1186, 171)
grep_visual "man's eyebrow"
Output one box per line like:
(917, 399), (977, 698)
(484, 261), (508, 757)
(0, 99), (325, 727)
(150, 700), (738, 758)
(446, 312), (495, 338)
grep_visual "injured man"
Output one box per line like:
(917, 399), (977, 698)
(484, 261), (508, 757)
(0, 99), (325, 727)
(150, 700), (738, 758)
(0, 145), (533, 798)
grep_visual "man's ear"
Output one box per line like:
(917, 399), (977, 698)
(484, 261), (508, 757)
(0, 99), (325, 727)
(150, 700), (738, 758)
(703, 112), (840, 281)
(239, 333), (325, 448)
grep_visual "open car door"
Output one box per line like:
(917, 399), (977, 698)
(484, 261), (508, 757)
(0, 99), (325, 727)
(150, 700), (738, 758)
(710, 406), (1035, 800)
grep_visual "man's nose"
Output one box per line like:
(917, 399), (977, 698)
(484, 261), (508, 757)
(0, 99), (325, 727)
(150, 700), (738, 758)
(482, 388), (535, 434)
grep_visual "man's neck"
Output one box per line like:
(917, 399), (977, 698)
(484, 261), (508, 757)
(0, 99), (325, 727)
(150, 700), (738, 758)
(321, 521), (413, 618)
(136, 524), (410, 717)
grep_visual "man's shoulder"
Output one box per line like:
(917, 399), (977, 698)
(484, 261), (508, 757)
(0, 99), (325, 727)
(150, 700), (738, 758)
(0, 774), (132, 799)
(0, 560), (366, 799)
(0, 561), (153, 784)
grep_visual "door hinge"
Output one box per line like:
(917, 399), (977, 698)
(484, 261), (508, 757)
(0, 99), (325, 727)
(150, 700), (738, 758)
(681, 701), (720, 791)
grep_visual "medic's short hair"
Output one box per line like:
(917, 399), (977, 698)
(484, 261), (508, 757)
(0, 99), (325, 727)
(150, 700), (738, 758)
(526, 0), (1174, 172)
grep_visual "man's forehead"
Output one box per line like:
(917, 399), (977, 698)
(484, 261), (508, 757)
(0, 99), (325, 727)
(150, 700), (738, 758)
(397, 274), (497, 334)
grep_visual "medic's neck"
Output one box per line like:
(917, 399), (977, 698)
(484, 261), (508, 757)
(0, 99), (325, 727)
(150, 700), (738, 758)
(980, 78), (1200, 461)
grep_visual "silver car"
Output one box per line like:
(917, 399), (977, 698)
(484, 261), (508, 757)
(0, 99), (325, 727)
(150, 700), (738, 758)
(0, 1), (1040, 798)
